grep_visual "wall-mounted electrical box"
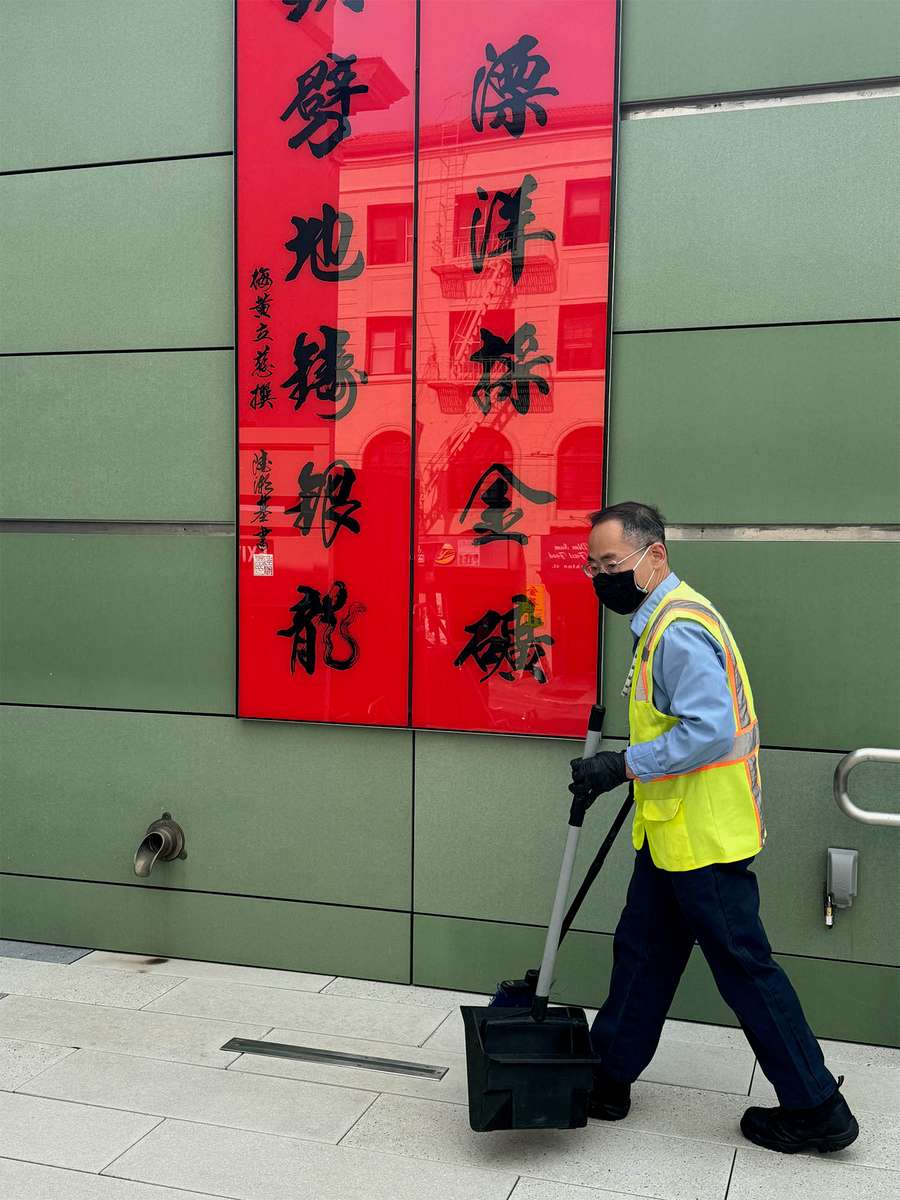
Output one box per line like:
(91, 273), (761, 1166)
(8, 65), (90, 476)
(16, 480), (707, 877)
(824, 847), (859, 926)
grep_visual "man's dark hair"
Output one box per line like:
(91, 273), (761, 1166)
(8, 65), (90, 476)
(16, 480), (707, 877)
(588, 501), (666, 546)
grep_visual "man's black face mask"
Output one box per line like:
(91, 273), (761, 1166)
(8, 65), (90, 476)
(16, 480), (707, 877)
(592, 568), (648, 615)
(591, 544), (654, 614)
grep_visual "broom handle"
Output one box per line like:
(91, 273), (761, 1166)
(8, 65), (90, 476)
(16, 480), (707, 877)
(533, 705), (606, 1015)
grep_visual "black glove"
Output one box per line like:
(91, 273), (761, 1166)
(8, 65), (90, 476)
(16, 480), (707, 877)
(568, 750), (628, 809)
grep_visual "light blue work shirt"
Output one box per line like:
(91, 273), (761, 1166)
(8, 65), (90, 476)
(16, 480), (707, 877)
(623, 572), (736, 781)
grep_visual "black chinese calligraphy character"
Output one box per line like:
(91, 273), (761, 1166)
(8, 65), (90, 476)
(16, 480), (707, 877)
(471, 35), (557, 138)
(249, 266), (272, 289)
(454, 594), (553, 683)
(280, 53), (368, 158)
(282, 0), (364, 21)
(285, 460), (362, 548)
(285, 205), (365, 283)
(277, 581), (365, 675)
(253, 322), (271, 343)
(251, 450), (273, 550)
(459, 463), (555, 546)
(250, 291), (272, 319)
(251, 461), (274, 516)
(471, 322), (552, 415)
(252, 344), (274, 378)
(469, 175), (555, 284)
(249, 382), (274, 410)
(281, 326), (367, 420)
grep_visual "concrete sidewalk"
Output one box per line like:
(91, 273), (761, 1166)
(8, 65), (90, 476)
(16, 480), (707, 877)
(0, 941), (897, 1200)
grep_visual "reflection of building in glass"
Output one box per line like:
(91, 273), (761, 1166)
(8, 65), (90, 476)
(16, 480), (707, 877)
(326, 101), (609, 706)
(339, 103), (609, 538)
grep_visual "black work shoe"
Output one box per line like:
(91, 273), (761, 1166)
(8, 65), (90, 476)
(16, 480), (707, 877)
(740, 1075), (859, 1154)
(587, 1067), (631, 1121)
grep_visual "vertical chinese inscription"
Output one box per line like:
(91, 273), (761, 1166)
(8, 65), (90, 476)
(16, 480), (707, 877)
(248, 266), (276, 411)
(412, 1), (616, 733)
(238, 0), (415, 723)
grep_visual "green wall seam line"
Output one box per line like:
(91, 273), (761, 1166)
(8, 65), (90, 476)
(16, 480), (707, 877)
(1, 868), (894, 972)
(0, 702), (237, 720)
(0, 522), (234, 536)
(0, 871), (408, 918)
(0, 702), (879, 758)
(0, 346), (234, 358)
(0, 151), (234, 179)
(4, 317), (897, 359)
(614, 317), (900, 335)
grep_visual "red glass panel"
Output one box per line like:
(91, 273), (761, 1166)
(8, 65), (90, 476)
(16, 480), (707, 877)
(412, 0), (617, 736)
(237, 0), (619, 735)
(236, 0), (416, 724)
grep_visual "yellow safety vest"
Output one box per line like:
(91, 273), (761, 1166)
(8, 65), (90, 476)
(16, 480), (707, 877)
(628, 581), (765, 871)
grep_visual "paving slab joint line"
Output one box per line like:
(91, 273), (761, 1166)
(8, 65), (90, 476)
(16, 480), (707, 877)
(136, 975), (191, 1008)
(27, 1044), (255, 1078)
(9, 1046), (80, 1094)
(722, 1147), (738, 1200)
(334, 1088), (385, 1146)
(95, 1113), (167, 1179)
(98, 1164), (232, 1200)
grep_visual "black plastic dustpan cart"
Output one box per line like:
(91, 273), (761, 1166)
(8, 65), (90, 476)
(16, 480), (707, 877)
(460, 703), (634, 1132)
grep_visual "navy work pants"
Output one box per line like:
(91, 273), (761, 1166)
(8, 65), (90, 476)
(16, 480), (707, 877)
(591, 842), (837, 1108)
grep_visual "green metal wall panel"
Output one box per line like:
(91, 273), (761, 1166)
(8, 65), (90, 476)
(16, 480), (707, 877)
(753, 751), (900, 967)
(414, 734), (900, 967)
(0, 158), (232, 355)
(0, 352), (234, 521)
(601, 541), (900, 750)
(0, 0), (232, 173)
(0, 706), (412, 911)
(608, 322), (900, 525)
(0, 876), (409, 984)
(614, 99), (900, 330)
(0, 532), (234, 713)
(413, 915), (900, 1047)
(621, 0), (900, 103)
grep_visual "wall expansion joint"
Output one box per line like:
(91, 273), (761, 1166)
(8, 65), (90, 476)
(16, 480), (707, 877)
(623, 77), (900, 120)
(668, 525), (899, 542)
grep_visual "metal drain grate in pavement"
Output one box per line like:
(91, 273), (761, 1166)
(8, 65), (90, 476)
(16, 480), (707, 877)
(221, 1037), (449, 1080)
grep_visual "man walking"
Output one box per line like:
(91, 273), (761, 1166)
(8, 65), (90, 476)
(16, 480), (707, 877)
(569, 501), (859, 1154)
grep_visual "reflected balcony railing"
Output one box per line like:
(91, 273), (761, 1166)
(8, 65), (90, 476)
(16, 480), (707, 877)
(428, 378), (554, 415)
(431, 252), (558, 300)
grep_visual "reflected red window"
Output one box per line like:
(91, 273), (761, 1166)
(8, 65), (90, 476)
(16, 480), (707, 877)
(446, 426), (515, 510)
(563, 178), (610, 246)
(366, 316), (413, 374)
(556, 427), (603, 509)
(367, 203), (414, 265)
(557, 304), (606, 371)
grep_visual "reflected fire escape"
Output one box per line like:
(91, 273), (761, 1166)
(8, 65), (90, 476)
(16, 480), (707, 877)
(419, 117), (557, 538)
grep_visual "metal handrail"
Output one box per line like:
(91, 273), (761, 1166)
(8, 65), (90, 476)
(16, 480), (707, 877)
(833, 748), (900, 828)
